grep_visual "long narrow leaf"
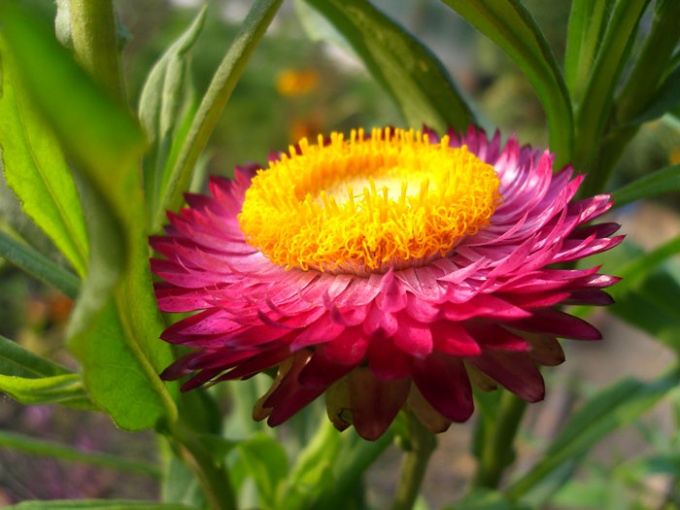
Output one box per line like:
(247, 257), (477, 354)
(0, 36), (89, 277)
(0, 373), (94, 410)
(439, 0), (573, 164)
(0, 429), (161, 478)
(6, 501), (195, 510)
(302, 0), (473, 135)
(507, 368), (680, 499)
(0, 229), (80, 299)
(564, 0), (613, 102)
(622, 65), (680, 127)
(0, 334), (70, 378)
(156, 0), (283, 230)
(573, 0), (650, 180)
(611, 163), (680, 208)
(139, 6), (206, 229)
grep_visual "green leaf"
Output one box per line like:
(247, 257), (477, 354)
(307, 427), (394, 510)
(443, 488), (530, 510)
(0, 334), (70, 378)
(614, 0), (680, 125)
(6, 501), (195, 510)
(0, 373), (94, 410)
(564, 0), (613, 102)
(139, 6), (206, 230)
(0, 37), (89, 278)
(69, 299), (175, 429)
(303, 0), (473, 134)
(550, 479), (610, 509)
(622, 65), (680, 127)
(0, 5), (178, 430)
(609, 260), (680, 353)
(573, 0), (651, 177)
(438, 0), (572, 164)
(611, 163), (680, 208)
(235, 433), (289, 510)
(157, 0), (283, 230)
(506, 368), (680, 499)
(279, 420), (341, 509)
(0, 8), (145, 217)
(573, 236), (680, 349)
(0, 429), (161, 478)
(0, 229), (80, 299)
(162, 453), (205, 508)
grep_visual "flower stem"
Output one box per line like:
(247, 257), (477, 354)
(169, 421), (237, 510)
(392, 412), (437, 510)
(471, 391), (527, 490)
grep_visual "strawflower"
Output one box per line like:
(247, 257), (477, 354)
(151, 127), (623, 440)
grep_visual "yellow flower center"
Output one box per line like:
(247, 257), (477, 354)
(238, 128), (501, 275)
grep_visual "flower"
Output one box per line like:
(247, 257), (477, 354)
(275, 68), (320, 97)
(151, 127), (623, 440)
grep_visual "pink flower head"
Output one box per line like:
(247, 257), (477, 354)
(151, 127), (623, 440)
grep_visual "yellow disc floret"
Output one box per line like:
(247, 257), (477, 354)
(238, 128), (501, 275)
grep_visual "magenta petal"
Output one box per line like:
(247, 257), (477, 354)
(290, 313), (345, 350)
(412, 353), (473, 422)
(431, 322), (481, 356)
(513, 309), (602, 340)
(392, 314), (433, 358)
(298, 348), (357, 388)
(218, 345), (292, 380)
(265, 353), (326, 426)
(348, 369), (410, 441)
(368, 333), (413, 379)
(468, 350), (545, 402)
(324, 327), (369, 364)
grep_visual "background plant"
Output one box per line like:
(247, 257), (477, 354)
(0, 0), (679, 508)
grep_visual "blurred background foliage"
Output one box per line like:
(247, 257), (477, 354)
(0, 0), (679, 507)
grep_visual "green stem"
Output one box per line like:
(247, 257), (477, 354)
(391, 412), (437, 510)
(471, 391), (527, 490)
(169, 421), (237, 510)
(69, 0), (125, 102)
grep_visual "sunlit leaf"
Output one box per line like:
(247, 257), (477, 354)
(0, 373), (94, 410)
(0, 36), (88, 277)
(438, 0), (572, 164)
(69, 299), (175, 429)
(303, 0), (473, 134)
(139, 6), (206, 230)
(0, 7), (177, 430)
(158, 0), (283, 228)
(0, 334), (93, 410)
